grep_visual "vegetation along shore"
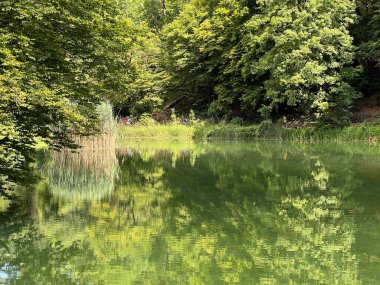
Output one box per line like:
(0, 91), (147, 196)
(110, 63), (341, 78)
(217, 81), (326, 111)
(118, 120), (380, 142)
(1, 0), (380, 194)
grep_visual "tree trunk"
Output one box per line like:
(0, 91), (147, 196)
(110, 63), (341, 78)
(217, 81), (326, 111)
(162, 0), (166, 15)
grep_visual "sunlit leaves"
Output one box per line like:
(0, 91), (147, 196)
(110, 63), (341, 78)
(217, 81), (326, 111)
(162, 0), (359, 124)
(0, 0), (137, 193)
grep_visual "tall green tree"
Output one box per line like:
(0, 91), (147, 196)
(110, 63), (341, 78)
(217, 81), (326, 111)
(240, 0), (360, 125)
(0, 0), (137, 194)
(163, 0), (240, 114)
(163, 0), (359, 124)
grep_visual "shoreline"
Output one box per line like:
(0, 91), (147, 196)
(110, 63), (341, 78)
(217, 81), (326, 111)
(117, 123), (380, 143)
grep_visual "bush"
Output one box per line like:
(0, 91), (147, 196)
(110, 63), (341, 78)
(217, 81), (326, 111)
(136, 114), (157, 126)
(230, 117), (245, 126)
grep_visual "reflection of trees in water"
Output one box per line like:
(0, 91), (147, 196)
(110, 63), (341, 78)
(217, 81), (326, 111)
(0, 199), (92, 285)
(43, 149), (119, 201)
(159, 144), (361, 284)
(1, 142), (379, 284)
(27, 149), (171, 284)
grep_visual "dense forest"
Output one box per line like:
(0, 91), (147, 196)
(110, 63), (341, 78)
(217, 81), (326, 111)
(1, 0), (380, 194)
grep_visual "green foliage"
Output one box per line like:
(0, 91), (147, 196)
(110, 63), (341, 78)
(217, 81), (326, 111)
(188, 109), (202, 126)
(122, 0), (188, 29)
(357, 3), (380, 64)
(0, 0), (136, 194)
(113, 23), (168, 116)
(136, 114), (158, 126)
(164, 0), (360, 125)
(354, 1), (380, 94)
(194, 122), (380, 142)
(163, 0), (250, 115)
(245, 0), (359, 125)
(117, 121), (380, 142)
(1, 0), (379, 194)
(170, 108), (177, 122)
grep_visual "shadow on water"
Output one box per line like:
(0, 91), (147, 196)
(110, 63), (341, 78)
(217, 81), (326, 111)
(0, 141), (379, 284)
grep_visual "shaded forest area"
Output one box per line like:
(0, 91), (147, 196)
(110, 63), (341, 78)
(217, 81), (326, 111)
(115, 0), (380, 126)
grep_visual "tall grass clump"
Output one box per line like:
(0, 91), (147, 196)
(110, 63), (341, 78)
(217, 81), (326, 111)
(42, 101), (119, 201)
(76, 101), (117, 149)
(0, 197), (10, 212)
(45, 148), (119, 201)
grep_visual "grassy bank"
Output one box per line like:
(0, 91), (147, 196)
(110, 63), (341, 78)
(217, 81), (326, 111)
(118, 122), (380, 143)
(195, 123), (380, 142)
(118, 124), (195, 140)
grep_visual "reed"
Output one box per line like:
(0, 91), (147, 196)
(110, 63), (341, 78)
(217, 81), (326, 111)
(75, 101), (117, 149)
(38, 102), (120, 201)
(46, 148), (119, 201)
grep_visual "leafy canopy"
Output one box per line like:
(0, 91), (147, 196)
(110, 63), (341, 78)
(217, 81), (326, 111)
(0, 0), (137, 194)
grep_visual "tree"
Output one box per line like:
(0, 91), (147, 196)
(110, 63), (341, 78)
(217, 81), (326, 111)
(0, 0), (137, 195)
(163, 0), (360, 125)
(116, 24), (169, 117)
(240, 0), (360, 125)
(354, 0), (380, 95)
(163, 0), (241, 115)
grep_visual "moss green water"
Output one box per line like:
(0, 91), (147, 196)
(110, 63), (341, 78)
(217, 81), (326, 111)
(0, 141), (380, 284)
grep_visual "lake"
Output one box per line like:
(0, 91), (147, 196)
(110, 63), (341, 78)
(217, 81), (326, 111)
(0, 141), (379, 284)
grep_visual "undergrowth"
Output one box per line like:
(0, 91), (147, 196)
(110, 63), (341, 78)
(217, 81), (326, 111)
(118, 121), (380, 143)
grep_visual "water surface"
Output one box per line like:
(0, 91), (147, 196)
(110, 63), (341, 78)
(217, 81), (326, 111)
(0, 141), (380, 284)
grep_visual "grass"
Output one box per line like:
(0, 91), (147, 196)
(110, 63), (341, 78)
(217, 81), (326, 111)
(267, 124), (380, 142)
(118, 121), (380, 143)
(45, 148), (119, 201)
(195, 123), (380, 142)
(118, 123), (195, 141)
(33, 102), (119, 201)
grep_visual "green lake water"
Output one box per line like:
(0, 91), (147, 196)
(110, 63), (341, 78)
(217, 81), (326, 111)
(0, 141), (380, 284)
